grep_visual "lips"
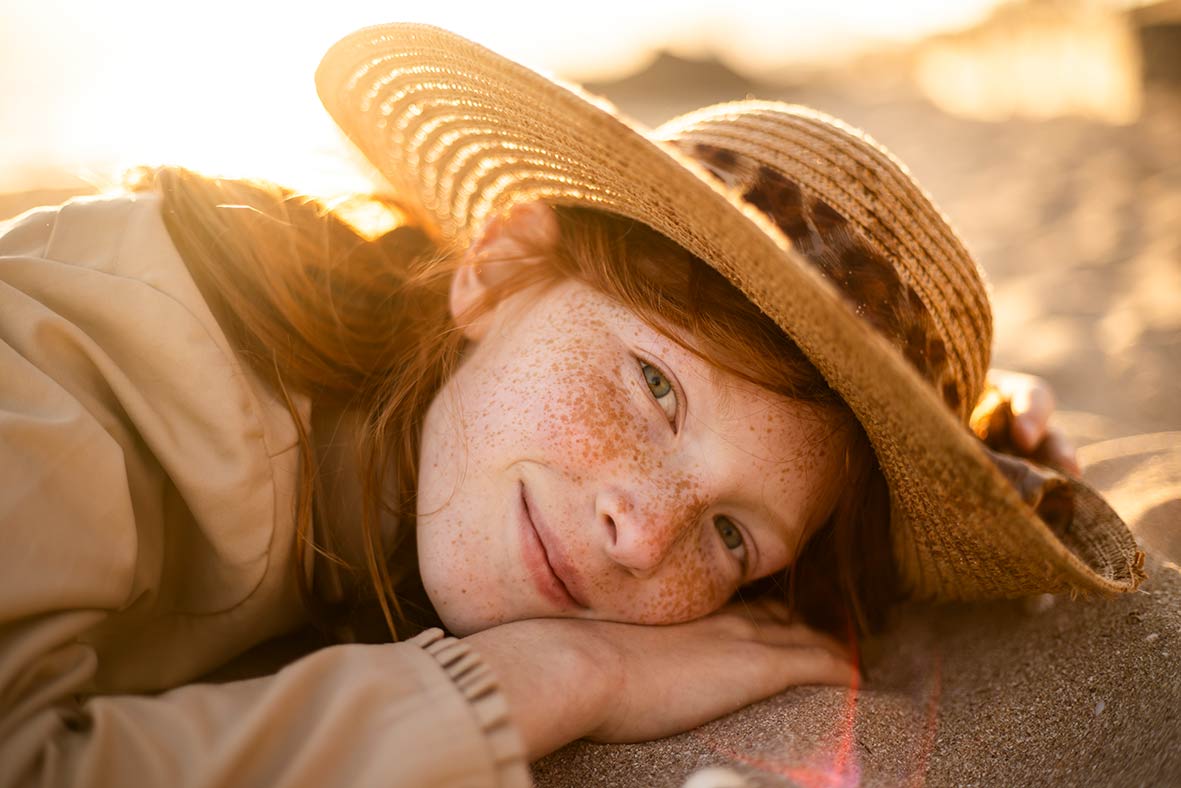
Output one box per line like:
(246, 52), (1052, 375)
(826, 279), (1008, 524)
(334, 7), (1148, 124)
(519, 482), (589, 610)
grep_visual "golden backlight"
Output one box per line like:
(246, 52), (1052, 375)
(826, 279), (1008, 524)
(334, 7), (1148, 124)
(915, 2), (1142, 122)
(0, 2), (1152, 203)
(2, 0), (1017, 199)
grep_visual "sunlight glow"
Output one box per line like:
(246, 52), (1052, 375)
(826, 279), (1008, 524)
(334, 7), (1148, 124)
(915, 3), (1142, 122)
(0, 0), (1143, 199)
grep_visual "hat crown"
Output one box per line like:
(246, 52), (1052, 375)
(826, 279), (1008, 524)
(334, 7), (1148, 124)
(656, 104), (993, 423)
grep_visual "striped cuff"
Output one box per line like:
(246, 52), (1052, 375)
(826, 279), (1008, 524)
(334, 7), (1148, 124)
(410, 628), (532, 787)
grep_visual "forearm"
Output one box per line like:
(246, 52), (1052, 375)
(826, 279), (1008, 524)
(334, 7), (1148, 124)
(2, 628), (531, 788)
(465, 619), (615, 761)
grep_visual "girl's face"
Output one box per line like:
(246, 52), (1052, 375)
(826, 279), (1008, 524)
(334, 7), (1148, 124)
(416, 206), (846, 636)
(418, 283), (847, 635)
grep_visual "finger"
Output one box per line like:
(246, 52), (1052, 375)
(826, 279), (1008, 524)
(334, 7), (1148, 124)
(727, 615), (855, 662)
(1035, 430), (1081, 476)
(1009, 383), (1055, 453)
(728, 641), (858, 703)
(727, 600), (858, 657)
(768, 645), (861, 689)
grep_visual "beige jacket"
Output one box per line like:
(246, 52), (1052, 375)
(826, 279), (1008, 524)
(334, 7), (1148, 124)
(0, 193), (530, 787)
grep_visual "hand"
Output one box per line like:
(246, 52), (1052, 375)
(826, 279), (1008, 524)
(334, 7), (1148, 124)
(985, 369), (1080, 475)
(586, 599), (856, 745)
(465, 601), (856, 760)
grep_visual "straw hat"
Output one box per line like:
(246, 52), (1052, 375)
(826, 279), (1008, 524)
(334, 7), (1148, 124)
(315, 23), (1144, 601)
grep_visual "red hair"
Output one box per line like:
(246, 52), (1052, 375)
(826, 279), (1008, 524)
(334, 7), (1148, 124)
(139, 166), (895, 640)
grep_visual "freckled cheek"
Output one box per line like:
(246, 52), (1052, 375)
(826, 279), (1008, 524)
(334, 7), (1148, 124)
(623, 547), (733, 625)
(533, 364), (651, 475)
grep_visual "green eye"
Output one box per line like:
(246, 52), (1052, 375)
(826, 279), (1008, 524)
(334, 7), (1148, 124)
(642, 362), (672, 399)
(715, 517), (744, 551)
(639, 360), (678, 426)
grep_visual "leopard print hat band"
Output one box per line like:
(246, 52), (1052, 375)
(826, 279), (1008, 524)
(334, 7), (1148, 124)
(317, 24), (1144, 601)
(659, 105), (992, 424)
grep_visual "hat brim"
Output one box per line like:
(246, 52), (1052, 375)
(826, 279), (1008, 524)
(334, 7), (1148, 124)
(315, 23), (1144, 600)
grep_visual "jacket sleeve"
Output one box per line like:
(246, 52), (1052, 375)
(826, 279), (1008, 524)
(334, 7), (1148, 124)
(0, 199), (531, 788)
(1, 621), (529, 787)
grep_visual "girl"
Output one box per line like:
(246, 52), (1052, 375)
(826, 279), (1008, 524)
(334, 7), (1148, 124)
(0, 23), (1142, 788)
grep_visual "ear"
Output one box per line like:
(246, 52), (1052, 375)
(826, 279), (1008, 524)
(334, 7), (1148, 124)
(449, 200), (561, 342)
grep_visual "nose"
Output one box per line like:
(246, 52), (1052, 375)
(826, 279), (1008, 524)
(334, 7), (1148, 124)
(597, 487), (692, 577)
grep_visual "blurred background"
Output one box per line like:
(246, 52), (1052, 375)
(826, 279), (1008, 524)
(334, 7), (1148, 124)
(3, 1), (1178, 525)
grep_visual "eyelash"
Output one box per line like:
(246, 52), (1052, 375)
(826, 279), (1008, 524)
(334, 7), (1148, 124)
(636, 358), (751, 573)
(714, 516), (750, 571)
(638, 358), (679, 430)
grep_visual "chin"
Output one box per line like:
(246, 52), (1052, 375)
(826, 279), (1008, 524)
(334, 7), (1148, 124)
(436, 610), (488, 637)
(421, 578), (503, 637)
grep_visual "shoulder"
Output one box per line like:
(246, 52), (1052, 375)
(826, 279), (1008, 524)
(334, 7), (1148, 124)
(0, 191), (308, 614)
(2, 186), (309, 456)
(2, 191), (159, 256)
(0, 193), (250, 432)
(0, 192), (208, 326)
(1, 191), (190, 290)
(0, 191), (302, 447)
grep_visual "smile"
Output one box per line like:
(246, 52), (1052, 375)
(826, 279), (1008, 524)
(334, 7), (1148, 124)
(518, 481), (589, 611)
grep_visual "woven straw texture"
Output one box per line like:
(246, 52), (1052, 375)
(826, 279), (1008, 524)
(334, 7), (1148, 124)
(315, 23), (1143, 600)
